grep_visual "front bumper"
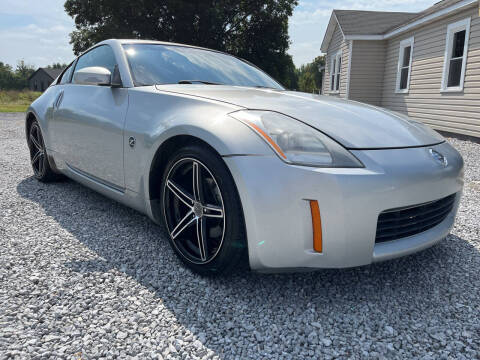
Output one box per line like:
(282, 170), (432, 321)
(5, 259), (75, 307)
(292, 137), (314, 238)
(224, 142), (464, 272)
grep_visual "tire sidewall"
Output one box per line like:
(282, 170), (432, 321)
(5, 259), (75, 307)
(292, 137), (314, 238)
(160, 145), (246, 275)
(28, 121), (46, 180)
(28, 119), (61, 183)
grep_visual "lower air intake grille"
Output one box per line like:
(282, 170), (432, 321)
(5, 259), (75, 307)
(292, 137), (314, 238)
(376, 194), (456, 243)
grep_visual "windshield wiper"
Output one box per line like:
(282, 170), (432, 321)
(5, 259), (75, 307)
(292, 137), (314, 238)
(178, 80), (224, 85)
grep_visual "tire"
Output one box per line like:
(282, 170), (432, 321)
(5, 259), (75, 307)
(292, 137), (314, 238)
(27, 120), (62, 183)
(160, 144), (248, 275)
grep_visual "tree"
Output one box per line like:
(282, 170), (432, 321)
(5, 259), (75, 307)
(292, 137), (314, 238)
(0, 61), (35, 90)
(47, 63), (68, 69)
(298, 71), (316, 93)
(0, 62), (15, 90)
(64, 0), (298, 88)
(14, 61), (35, 89)
(296, 56), (325, 93)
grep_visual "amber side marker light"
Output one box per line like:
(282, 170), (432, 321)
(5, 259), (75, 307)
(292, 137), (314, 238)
(309, 200), (323, 253)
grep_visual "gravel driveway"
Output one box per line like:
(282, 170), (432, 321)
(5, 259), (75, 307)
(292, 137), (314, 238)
(1, 112), (479, 359)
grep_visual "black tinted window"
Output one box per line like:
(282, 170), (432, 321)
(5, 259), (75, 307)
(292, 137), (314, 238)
(74, 45), (117, 75)
(59, 63), (74, 84)
(122, 44), (283, 89)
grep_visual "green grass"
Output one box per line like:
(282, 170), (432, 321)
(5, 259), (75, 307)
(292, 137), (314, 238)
(0, 104), (30, 112)
(0, 90), (41, 113)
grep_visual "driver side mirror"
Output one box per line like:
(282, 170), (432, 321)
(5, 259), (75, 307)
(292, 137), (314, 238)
(73, 66), (122, 87)
(73, 66), (111, 86)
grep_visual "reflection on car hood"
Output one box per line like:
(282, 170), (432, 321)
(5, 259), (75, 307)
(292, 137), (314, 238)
(154, 85), (444, 149)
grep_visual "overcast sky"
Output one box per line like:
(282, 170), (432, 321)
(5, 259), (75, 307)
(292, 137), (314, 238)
(0, 0), (438, 69)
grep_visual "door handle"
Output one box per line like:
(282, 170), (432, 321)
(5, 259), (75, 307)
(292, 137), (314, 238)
(53, 90), (64, 109)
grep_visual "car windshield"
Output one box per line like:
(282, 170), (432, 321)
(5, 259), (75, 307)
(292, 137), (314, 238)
(122, 44), (284, 90)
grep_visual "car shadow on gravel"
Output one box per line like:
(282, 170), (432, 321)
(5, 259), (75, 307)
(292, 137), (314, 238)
(17, 175), (480, 354)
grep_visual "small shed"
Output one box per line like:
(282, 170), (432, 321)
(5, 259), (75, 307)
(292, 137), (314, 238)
(28, 68), (64, 92)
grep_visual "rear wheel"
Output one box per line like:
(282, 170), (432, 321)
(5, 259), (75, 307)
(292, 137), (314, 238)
(160, 145), (247, 275)
(28, 120), (61, 182)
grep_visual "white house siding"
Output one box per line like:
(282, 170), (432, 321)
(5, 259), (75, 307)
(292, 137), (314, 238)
(381, 6), (480, 137)
(323, 24), (350, 98)
(349, 40), (387, 106)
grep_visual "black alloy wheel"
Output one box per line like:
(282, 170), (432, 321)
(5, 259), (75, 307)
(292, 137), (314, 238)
(161, 145), (247, 275)
(27, 120), (61, 182)
(29, 122), (47, 178)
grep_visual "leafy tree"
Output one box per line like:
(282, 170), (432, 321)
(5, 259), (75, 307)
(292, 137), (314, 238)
(13, 61), (35, 89)
(296, 56), (325, 93)
(0, 61), (35, 90)
(47, 63), (68, 69)
(15, 60), (35, 88)
(0, 62), (15, 90)
(64, 0), (298, 88)
(298, 71), (316, 93)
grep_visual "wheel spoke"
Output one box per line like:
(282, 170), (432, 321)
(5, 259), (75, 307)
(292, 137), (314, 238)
(196, 217), (208, 261)
(30, 134), (42, 151)
(31, 150), (43, 166)
(202, 204), (224, 218)
(166, 180), (195, 207)
(171, 209), (195, 240)
(39, 154), (45, 175)
(192, 161), (203, 202)
(164, 157), (225, 264)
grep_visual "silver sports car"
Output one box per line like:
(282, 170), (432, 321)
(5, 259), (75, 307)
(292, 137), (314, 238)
(26, 39), (464, 274)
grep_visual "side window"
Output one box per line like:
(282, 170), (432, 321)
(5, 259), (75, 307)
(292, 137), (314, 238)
(330, 51), (341, 92)
(441, 18), (471, 92)
(73, 45), (117, 79)
(395, 37), (414, 93)
(330, 57), (336, 91)
(59, 63), (74, 84)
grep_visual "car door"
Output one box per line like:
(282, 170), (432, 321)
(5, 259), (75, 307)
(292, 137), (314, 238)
(52, 45), (128, 190)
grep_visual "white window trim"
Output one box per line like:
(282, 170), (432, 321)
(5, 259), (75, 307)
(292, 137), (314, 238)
(441, 17), (471, 93)
(395, 37), (414, 94)
(330, 50), (342, 94)
(346, 40), (353, 99)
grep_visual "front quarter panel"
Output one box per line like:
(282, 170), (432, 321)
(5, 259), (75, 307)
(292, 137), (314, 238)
(26, 86), (61, 149)
(123, 87), (273, 198)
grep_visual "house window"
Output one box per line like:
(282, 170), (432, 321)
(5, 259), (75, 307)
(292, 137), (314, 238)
(396, 37), (414, 93)
(441, 18), (471, 92)
(330, 51), (342, 92)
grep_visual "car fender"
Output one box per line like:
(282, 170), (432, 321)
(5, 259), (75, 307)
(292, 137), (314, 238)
(123, 89), (274, 206)
(25, 86), (61, 150)
(142, 121), (273, 198)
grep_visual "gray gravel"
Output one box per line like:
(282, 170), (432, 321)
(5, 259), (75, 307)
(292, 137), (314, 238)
(1, 112), (480, 359)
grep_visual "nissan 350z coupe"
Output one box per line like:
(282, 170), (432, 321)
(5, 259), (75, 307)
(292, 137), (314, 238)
(26, 39), (464, 274)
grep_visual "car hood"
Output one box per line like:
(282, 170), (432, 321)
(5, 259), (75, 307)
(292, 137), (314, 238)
(155, 85), (444, 149)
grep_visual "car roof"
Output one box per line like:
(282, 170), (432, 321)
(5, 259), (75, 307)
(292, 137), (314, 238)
(98, 39), (218, 53)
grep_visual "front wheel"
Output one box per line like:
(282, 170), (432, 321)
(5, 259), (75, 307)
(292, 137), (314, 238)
(160, 145), (247, 275)
(27, 120), (62, 182)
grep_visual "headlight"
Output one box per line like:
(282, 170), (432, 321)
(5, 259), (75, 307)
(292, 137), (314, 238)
(229, 110), (363, 168)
